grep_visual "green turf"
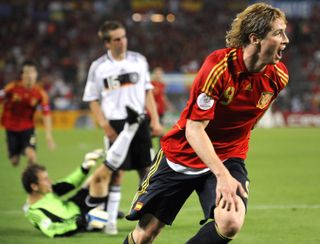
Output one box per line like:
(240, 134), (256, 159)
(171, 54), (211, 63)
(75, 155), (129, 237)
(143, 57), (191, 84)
(0, 128), (320, 243)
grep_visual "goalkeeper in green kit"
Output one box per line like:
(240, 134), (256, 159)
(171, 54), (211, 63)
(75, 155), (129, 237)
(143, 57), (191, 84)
(22, 106), (143, 237)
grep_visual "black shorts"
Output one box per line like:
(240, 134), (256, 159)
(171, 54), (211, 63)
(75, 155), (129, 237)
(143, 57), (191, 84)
(126, 150), (249, 225)
(109, 118), (152, 170)
(5, 129), (36, 158)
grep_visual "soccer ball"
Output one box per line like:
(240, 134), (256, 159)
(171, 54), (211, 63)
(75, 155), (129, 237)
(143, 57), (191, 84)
(86, 208), (108, 230)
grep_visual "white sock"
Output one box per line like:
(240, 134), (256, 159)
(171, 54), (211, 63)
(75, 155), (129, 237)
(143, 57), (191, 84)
(106, 122), (139, 170)
(106, 186), (121, 224)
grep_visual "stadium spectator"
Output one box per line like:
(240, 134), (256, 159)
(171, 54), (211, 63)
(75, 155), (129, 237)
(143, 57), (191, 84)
(1, 1), (319, 113)
(82, 20), (163, 235)
(22, 149), (107, 238)
(0, 60), (56, 166)
(124, 3), (289, 244)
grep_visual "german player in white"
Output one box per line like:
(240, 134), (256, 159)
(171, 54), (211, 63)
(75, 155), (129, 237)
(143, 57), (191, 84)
(82, 21), (163, 235)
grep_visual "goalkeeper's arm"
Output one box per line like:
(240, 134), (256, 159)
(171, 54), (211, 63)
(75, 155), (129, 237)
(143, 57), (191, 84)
(26, 209), (85, 238)
(53, 149), (104, 196)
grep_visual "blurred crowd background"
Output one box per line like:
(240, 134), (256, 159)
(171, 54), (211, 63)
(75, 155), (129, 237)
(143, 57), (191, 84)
(1, 0), (320, 115)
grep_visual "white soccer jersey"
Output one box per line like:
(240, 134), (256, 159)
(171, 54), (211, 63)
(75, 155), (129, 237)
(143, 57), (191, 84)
(83, 50), (153, 120)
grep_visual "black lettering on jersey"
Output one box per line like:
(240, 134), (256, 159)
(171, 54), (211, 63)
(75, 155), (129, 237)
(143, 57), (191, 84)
(103, 72), (139, 90)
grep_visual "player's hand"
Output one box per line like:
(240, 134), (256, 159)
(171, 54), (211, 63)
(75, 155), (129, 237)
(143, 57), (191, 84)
(215, 173), (247, 212)
(102, 123), (118, 142)
(46, 136), (56, 150)
(150, 120), (164, 137)
(82, 149), (104, 170)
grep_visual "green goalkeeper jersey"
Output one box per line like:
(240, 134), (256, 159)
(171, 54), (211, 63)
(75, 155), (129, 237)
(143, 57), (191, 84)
(24, 167), (88, 238)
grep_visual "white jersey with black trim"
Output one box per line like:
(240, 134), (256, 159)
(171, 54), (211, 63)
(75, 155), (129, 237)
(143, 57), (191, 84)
(83, 50), (153, 120)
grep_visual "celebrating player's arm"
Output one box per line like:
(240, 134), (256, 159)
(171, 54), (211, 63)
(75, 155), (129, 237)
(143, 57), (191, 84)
(185, 119), (247, 211)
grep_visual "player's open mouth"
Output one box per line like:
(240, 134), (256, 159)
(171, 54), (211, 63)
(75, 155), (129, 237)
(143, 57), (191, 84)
(277, 47), (285, 59)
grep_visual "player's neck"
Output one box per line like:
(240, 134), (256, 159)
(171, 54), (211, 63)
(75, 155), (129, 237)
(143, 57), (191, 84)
(110, 51), (125, 61)
(28, 192), (44, 204)
(243, 46), (266, 73)
(22, 80), (35, 89)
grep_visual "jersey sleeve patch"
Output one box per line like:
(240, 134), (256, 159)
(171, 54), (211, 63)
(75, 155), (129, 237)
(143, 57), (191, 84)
(196, 93), (214, 110)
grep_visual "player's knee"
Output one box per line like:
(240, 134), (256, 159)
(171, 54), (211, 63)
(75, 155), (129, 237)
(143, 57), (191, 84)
(25, 147), (37, 164)
(217, 216), (243, 238)
(135, 214), (164, 243)
(92, 166), (111, 184)
(135, 227), (161, 243)
(215, 210), (244, 237)
(214, 197), (246, 238)
(10, 156), (20, 166)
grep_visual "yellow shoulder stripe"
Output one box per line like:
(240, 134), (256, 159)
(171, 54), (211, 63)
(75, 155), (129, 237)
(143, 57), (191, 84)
(202, 49), (237, 95)
(274, 65), (289, 86)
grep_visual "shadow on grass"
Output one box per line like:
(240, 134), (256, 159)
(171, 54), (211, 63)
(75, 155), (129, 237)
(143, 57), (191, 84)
(0, 227), (47, 244)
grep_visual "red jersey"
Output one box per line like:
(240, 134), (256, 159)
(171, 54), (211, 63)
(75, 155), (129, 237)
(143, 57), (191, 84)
(1, 80), (51, 131)
(161, 48), (288, 169)
(151, 80), (166, 116)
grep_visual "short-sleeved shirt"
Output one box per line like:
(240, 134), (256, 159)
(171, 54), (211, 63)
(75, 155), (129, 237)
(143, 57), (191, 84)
(82, 50), (153, 120)
(151, 80), (166, 116)
(1, 80), (50, 131)
(161, 48), (289, 169)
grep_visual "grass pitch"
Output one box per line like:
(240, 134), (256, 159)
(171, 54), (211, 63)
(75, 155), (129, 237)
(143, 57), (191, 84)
(0, 128), (319, 243)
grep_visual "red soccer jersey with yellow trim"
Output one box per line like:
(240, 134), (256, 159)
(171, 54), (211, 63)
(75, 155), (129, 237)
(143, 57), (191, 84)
(161, 48), (288, 169)
(1, 80), (50, 131)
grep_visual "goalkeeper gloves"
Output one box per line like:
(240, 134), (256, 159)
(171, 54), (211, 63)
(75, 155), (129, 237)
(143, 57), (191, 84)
(82, 149), (104, 170)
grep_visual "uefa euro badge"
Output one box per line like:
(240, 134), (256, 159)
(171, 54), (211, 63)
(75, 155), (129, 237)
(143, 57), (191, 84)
(256, 91), (274, 109)
(197, 93), (214, 110)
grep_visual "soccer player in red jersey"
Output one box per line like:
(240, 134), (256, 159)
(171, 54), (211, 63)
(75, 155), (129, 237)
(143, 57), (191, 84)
(1, 60), (56, 166)
(124, 3), (289, 244)
(151, 67), (174, 123)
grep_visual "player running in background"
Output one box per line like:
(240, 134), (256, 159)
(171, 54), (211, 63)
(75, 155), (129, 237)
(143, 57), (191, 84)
(1, 60), (55, 166)
(83, 20), (163, 235)
(150, 67), (175, 151)
(150, 67), (174, 124)
(124, 3), (289, 243)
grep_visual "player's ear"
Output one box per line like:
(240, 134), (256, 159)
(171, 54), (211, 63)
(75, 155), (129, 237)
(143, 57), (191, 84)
(105, 41), (111, 50)
(249, 33), (260, 45)
(30, 183), (39, 192)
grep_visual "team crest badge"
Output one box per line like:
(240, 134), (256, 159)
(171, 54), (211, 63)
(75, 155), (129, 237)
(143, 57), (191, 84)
(30, 98), (37, 106)
(134, 202), (144, 211)
(256, 92), (274, 109)
(13, 94), (21, 102)
(197, 93), (214, 110)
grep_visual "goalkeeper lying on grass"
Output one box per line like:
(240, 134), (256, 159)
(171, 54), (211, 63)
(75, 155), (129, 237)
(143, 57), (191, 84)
(22, 106), (143, 238)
